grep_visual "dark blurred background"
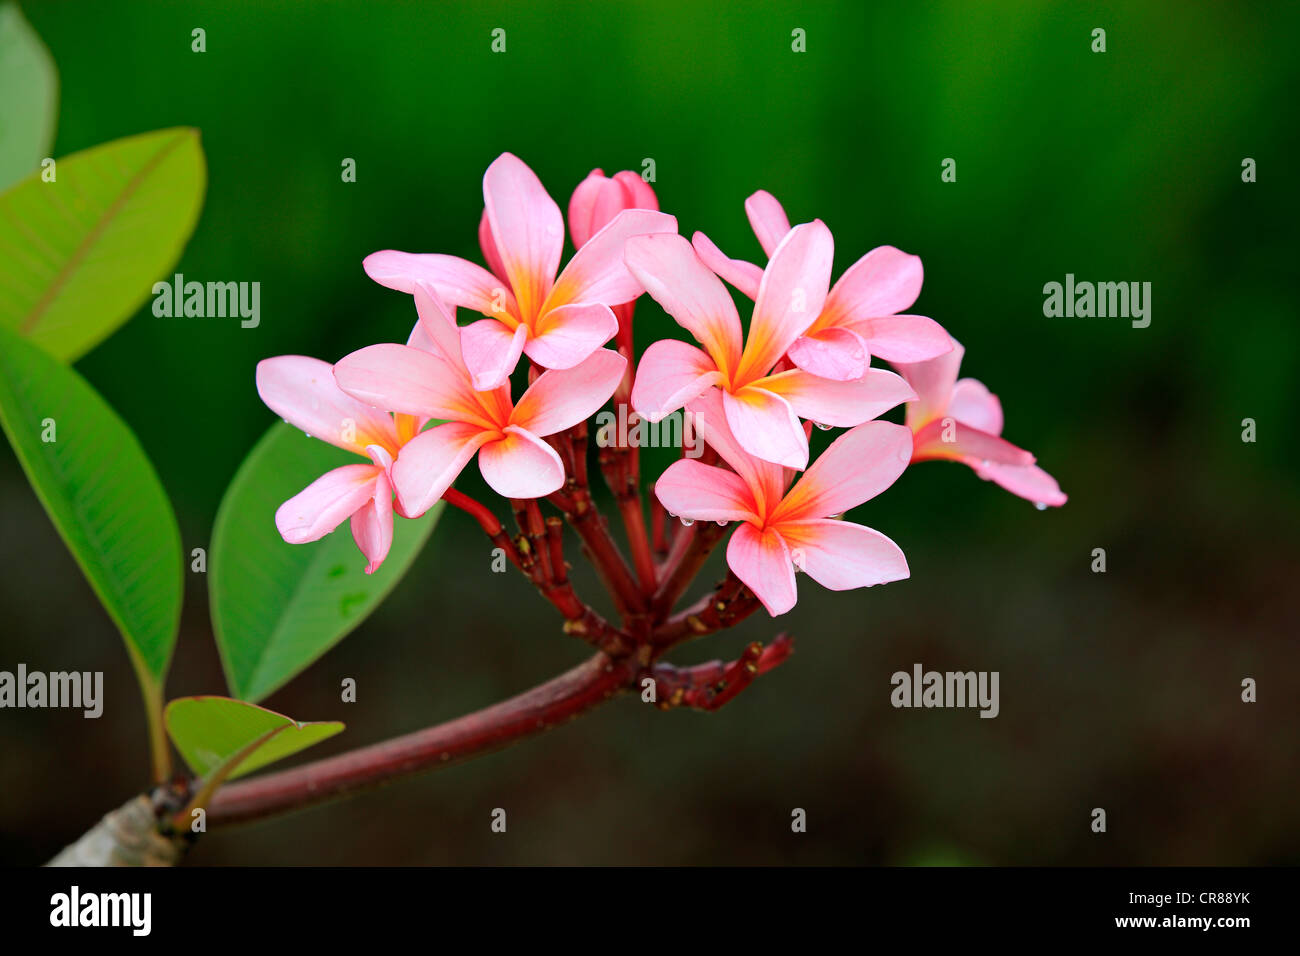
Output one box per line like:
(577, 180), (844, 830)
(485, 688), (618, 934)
(2, 0), (1296, 865)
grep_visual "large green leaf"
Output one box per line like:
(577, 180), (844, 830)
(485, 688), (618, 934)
(165, 696), (343, 782)
(211, 422), (441, 702)
(0, 126), (205, 360)
(0, 2), (58, 191)
(0, 325), (181, 768)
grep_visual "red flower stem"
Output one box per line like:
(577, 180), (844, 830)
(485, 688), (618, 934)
(652, 571), (761, 649)
(442, 488), (525, 571)
(650, 634), (794, 711)
(207, 652), (638, 827)
(649, 483), (669, 559)
(651, 519), (730, 617)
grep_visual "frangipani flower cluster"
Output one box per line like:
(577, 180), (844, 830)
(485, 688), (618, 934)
(255, 152), (1066, 636)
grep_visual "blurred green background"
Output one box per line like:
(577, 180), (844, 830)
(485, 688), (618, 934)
(2, 0), (1297, 865)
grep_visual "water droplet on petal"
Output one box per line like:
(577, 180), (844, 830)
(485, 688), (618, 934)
(715, 519), (728, 526)
(304, 431), (312, 439)
(981, 459), (991, 468)
(679, 517), (695, 527)
(1034, 501), (1047, 511)
(814, 422), (832, 431)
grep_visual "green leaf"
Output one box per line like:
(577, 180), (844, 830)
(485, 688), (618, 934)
(211, 422), (441, 702)
(165, 696), (343, 782)
(0, 324), (181, 774)
(0, 2), (58, 191)
(0, 126), (205, 361)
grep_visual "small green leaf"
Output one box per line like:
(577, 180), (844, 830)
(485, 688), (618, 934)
(211, 422), (441, 702)
(0, 324), (181, 775)
(0, 126), (205, 360)
(165, 696), (343, 782)
(0, 1), (58, 191)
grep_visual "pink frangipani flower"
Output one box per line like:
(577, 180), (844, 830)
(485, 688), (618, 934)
(692, 190), (953, 381)
(333, 285), (626, 513)
(362, 152), (675, 391)
(626, 223), (916, 470)
(256, 356), (426, 574)
(656, 391), (913, 616)
(897, 341), (1067, 507)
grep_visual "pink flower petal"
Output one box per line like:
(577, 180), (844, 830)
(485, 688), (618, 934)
(691, 230), (762, 300)
(390, 421), (495, 517)
(350, 471), (395, 574)
(761, 367), (917, 427)
(257, 355), (400, 456)
(549, 209), (677, 310)
(333, 344), (493, 429)
(363, 251), (517, 319)
(948, 377), (1004, 435)
(726, 521), (797, 616)
(774, 421), (913, 523)
(412, 283), (466, 366)
(785, 327), (870, 381)
(624, 233), (744, 379)
(723, 385), (809, 470)
(478, 209), (509, 282)
(630, 339), (724, 422)
(511, 348), (626, 437)
(567, 169), (610, 250)
(654, 459), (759, 523)
(823, 245), (923, 319)
(776, 518), (909, 590)
(524, 301), (618, 370)
(461, 319), (528, 391)
(275, 464), (381, 544)
(744, 190), (793, 258)
(477, 425), (566, 499)
(686, 388), (787, 515)
(972, 461), (1067, 507)
(895, 340), (966, 429)
(912, 417), (1033, 466)
(738, 220), (834, 384)
(850, 314), (953, 364)
(483, 152), (564, 320)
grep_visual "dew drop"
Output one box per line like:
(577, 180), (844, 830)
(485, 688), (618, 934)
(814, 422), (832, 431)
(680, 517), (695, 527)
(1034, 501), (1047, 511)
(715, 520), (728, 526)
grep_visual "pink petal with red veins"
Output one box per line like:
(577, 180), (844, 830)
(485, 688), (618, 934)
(477, 426), (566, 499)
(851, 314), (953, 364)
(549, 209), (677, 310)
(761, 367), (916, 428)
(351, 470), (395, 574)
(726, 522), (797, 616)
(630, 339), (723, 423)
(972, 460), (1067, 507)
(776, 518), (909, 590)
(483, 152), (564, 320)
(785, 327), (870, 381)
(363, 251), (516, 319)
(737, 221), (834, 384)
(723, 385), (809, 470)
(276, 464), (380, 544)
(774, 421), (913, 524)
(654, 459), (759, 523)
(524, 302), (618, 369)
(461, 319), (528, 391)
(744, 190), (793, 258)
(624, 233), (744, 378)
(257, 355), (399, 456)
(823, 245), (923, 319)
(391, 422), (495, 517)
(512, 348), (626, 437)
(691, 230), (762, 300)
